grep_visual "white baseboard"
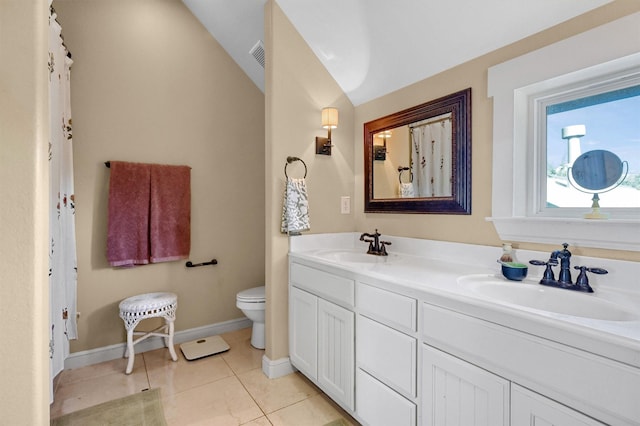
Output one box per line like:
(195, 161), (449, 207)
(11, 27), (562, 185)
(261, 354), (295, 379)
(65, 317), (251, 370)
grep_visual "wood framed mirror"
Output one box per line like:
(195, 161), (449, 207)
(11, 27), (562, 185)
(364, 88), (471, 214)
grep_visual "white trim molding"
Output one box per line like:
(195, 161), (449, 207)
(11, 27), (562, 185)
(487, 217), (639, 252)
(262, 355), (296, 379)
(487, 12), (640, 251)
(65, 317), (251, 370)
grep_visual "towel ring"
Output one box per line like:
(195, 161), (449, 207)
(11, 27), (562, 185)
(285, 156), (307, 179)
(398, 166), (413, 184)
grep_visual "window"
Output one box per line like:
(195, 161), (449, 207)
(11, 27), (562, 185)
(487, 13), (640, 251)
(538, 79), (640, 213)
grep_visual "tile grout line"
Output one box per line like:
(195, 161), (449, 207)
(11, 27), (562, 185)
(221, 354), (275, 425)
(142, 352), (152, 392)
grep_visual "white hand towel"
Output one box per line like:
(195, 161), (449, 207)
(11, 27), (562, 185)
(281, 178), (310, 235)
(399, 182), (416, 198)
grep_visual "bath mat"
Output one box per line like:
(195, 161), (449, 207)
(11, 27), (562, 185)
(180, 335), (230, 360)
(50, 388), (166, 426)
(323, 418), (352, 426)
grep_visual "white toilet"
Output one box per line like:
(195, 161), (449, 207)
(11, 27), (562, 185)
(236, 286), (266, 349)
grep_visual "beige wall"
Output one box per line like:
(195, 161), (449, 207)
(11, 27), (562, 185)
(354, 0), (640, 263)
(264, 1), (356, 361)
(264, 0), (640, 362)
(55, 0), (266, 352)
(0, 1), (50, 423)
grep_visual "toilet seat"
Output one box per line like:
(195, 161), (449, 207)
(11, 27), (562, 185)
(237, 286), (265, 302)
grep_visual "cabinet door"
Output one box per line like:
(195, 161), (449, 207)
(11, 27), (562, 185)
(511, 384), (606, 426)
(422, 344), (509, 426)
(318, 298), (354, 411)
(289, 287), (318, 380)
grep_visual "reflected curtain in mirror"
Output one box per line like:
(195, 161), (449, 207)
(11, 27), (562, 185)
(410, 113), (452, 197)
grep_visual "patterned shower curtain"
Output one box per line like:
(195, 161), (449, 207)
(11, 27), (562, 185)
(410, 114), (453, 197)
(49, 3), (77, 382)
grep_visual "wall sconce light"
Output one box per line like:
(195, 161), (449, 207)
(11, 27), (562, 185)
(316, 107), (338, 155)
(374, 130), (392, 161)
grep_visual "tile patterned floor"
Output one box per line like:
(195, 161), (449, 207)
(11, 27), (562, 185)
(50, 327), (359, 425)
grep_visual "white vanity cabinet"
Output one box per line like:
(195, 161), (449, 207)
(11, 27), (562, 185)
(420, 345), (605, 426)
(356, 281), (418, 426)
(422, 302), (640, 426)
(289, 262), (355, 411)
(421, 344), (509, 426)
(288, 241), (640, 426)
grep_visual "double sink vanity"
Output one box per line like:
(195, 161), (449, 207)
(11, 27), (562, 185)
(287, 233), (640, 426)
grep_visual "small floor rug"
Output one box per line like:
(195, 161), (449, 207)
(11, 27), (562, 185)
(51, 388), (167, 426)
(323, 418), (351, 426)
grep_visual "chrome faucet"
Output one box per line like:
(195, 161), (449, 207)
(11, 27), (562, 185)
(359, 229), (391, 256)
(529, 243), (607, 293)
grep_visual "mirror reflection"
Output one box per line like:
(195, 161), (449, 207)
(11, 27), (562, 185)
(373, 113), (453, 199)
(365, 88), (471, 214)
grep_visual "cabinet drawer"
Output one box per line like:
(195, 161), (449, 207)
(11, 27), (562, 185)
(356, 368), (416, 426)
(290, 263), (354, 306)
(357, 282), (417, 332)
(357, 315), (417, 397)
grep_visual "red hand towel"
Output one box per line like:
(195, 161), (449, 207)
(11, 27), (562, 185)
(106, 161), (152, 267)
(149, 164), (191, 263)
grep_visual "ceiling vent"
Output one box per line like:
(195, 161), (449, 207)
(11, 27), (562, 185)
(249, 40), (265, 68)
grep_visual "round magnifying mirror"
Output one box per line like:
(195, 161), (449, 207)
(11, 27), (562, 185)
(571, 150), (624, 191)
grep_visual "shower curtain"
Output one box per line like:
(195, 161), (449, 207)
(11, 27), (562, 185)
(410, 114), (453, 197)
(49, 3), (77, 400)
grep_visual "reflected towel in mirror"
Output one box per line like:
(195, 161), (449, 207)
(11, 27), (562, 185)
(399, 182), (415, 198)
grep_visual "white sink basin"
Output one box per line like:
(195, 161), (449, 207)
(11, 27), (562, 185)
(312, 249), (399, 265)
(457, 275), (639, 321)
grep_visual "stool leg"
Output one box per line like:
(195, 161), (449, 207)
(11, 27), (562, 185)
(125, 328), (135, 374)
(166, 319), (177, 362)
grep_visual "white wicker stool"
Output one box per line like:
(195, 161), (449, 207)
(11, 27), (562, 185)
(118, 292), (178, 374)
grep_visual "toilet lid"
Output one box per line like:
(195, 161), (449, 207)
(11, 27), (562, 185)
(237, 286), (265, 302)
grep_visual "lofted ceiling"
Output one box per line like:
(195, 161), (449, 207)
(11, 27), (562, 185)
(182, 0), (612, 106)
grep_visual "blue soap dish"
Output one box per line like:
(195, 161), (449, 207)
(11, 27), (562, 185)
(500, 261), (528, 281)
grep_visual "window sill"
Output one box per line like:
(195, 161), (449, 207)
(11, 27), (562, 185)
(487, 217), (640, 252)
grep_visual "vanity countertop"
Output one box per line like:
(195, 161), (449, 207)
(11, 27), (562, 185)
(289, 233), (640, 369)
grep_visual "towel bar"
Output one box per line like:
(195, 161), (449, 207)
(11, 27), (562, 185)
(185, 259), (218, 268)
